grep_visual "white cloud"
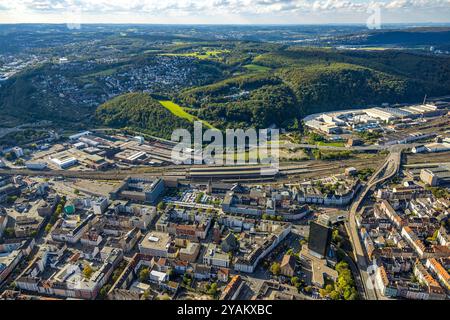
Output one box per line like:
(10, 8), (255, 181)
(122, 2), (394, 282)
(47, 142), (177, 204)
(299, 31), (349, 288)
(0, 0), (449, 22)
(384, 0), (450, 9)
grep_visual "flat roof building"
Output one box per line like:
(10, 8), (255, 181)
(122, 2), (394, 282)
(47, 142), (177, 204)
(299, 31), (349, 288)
(420, 166), (450, 187)
(365, 108), (398, 123)
(138, 231), (178, 258)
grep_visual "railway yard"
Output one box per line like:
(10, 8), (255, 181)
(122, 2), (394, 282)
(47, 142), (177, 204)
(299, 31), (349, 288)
(0, 154), (386, 184)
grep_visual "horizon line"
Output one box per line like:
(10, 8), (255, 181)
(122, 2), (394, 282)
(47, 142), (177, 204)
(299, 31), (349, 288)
(1, 22), (450, 26)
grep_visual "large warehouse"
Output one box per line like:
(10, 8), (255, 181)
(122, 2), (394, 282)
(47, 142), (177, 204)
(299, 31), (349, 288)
(420, 165), (450, 187)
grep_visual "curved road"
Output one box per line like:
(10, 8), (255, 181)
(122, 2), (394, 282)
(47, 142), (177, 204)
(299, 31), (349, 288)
(346, 146), (404, 300)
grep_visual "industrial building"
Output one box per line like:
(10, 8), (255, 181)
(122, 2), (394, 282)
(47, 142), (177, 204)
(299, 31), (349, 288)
(115, 149), (148, 164)
(49, 155), (78, 169)
(365, 108), (398, 123)
(69, 131), (92, 141)
(420, 165), (450, 187)
(304, 103), (448, 136)
(305, 119), (342, 135)
(109, 177), (165, 205)
(423, 143), (450, 153)
(399, 104), (443, 118)
(25, 162), (48, 170)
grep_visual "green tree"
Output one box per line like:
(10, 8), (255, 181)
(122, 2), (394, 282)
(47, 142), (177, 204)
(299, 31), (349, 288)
(14, 159), (25, 166)
(270, 262), (281, 276)
(332, 229), (343, 247)
(83, 265), (94, 279)
(329, 290), (341, 300)
(157, 201), (166, 211)
(286, 249), (295, 256)
(45, 224), (53, 234)
(195, 192), (204, 203)
(207, 283), (218, 296)
(291, 276), (300, 287)
(325, 284), (334, 294)
(139, 268), (150, 282)
(142, 290), (151, 300)
(99, 284), (111, 299)
(55, 204), (63, 215)
(159, 294), (171, 300)
(183, 273), (192, 287)
(4, 228), (15, 238)
(7, 196), (18, 204)
(5, 152), (15, 161)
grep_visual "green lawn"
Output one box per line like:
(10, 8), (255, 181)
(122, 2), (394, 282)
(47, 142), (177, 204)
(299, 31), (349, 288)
(158, 101), (216, 129)
(355, 47), (390, 51)
(316, 141), (346, 147)
(243, 64), (272, 73)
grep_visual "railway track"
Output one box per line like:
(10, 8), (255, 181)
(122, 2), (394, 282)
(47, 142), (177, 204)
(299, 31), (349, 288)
(0, 155), (385, 183)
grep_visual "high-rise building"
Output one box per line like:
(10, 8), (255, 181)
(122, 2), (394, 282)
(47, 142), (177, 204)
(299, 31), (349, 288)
(92, 197), (109, 215)
(308, 221), (332, 259)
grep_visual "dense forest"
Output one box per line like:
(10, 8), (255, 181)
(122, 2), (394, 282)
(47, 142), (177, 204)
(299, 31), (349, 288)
(174, 48), (450, 128)
(334, 27), (450, 47)
(2, 27), (450, 137)
(95, 93), (193, 139)
(95, 47), (450, 134)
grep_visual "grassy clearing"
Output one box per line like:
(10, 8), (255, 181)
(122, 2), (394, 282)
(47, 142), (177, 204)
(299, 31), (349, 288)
(316, 141), (346, 147)
(243, 64), (271, 73)
(160, 49), (230, 60)
(158, 100), (216, 129)
(355, 47), (390, 51)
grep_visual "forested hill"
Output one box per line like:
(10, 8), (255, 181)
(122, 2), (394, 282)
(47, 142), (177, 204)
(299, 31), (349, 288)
(2, 30), (450, 136)
(95, 93), (193, 140)
(175, 48), (450, 128)
(276, 63), (424, 115)
(335, 28), (450, 46)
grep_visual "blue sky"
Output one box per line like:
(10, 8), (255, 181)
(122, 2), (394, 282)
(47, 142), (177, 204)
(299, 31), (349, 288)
(0, 0), (450, 24)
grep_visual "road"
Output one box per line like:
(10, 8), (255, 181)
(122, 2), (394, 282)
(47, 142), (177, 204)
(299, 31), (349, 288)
(346, 145), (404, 300)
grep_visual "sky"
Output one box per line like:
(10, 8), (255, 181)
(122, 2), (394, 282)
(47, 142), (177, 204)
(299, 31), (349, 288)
(0, 0), (450, 25)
